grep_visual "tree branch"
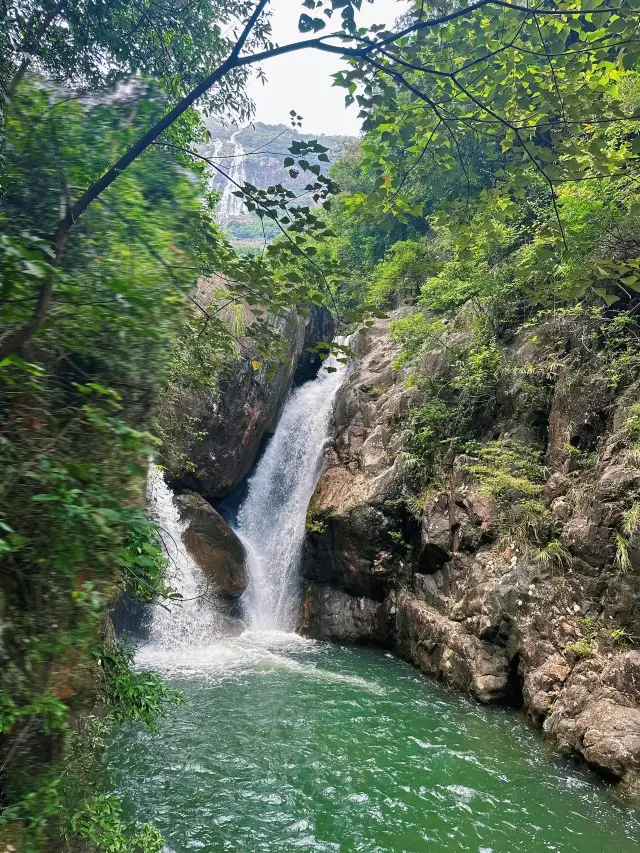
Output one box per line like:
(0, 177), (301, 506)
(0, 0), (627, 357)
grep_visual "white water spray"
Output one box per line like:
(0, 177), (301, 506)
(234, 355), (347, 631)
(139, 351), (347, 670)
(138, 468), (226, 666)
(217, 130), (248, 227)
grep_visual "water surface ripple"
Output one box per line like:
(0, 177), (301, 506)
(108, 637), (640, 853)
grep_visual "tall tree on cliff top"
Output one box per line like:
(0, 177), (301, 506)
(2, 0), (640, 358)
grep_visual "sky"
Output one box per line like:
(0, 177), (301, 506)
(246, 0), (408, 137)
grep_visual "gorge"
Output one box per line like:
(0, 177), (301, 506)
(5, 2), (640, 850)
(106, 325), (640, 851)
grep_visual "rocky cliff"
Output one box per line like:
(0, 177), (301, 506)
(200, 121), (352, 245)
(163, 304), (333, 500)
(301, 308), (640, 800)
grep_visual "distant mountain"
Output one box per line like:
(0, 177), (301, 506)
(200, 119), (355, 246)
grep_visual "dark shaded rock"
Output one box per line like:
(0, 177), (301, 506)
(168, 305), (333, 500)
(294, 306), (334, 385)
(303, 504), (401, 600)
(300, 583), (384, 642)
(174, 491), (247, 599)
(562, 509), (615, 567)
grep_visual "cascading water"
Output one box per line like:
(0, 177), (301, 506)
(217, 130), (247, 227)
(234, 355), (347, 631)
(137, 467), (227, 668)
(138, 351), (347, 667)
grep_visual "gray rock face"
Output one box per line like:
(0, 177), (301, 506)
(301, 313), (640, 800)
(395, 594), (510, 704)
(544, 652), (640, 789)
(300, 584), (384, 643)
(168, 305), (333, 500)
(174, 491), (247, 599)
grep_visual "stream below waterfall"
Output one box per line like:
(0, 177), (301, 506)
(108, 638), (640, 853)
(108, 358), (640, 852)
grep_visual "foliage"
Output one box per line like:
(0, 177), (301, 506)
(404, 395), (455, 483)
(0, 80), (216, 850)
(391, 313), (506, 484)
(566, 637), (596, 660)
(369, 240), (438, 308)
(305, 502), (327, 536)
(615, 532), (633, 573)
(1, 0), (262, 120)
(625, 403), (640, 443)
(463, 440), (554, 548)
(389, 312), (446, 368)
(98, 645), (183, 732)
(67, 795), (165, 853)
(465, 441), (546, 502)
(2, 0), (640, 847)
(535, 540), (572, 573)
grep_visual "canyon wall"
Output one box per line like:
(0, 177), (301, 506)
(301, 311), (640, 800)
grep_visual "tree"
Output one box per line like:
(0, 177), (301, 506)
(3, 0), (640, 360)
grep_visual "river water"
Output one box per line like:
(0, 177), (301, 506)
(108, 357), (640, 852)
(108, 635), (640, 853)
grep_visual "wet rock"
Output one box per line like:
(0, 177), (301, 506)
(174, 491), (247, 599)
(167, 306), (332, 500)
(294, 306), (334, 385)
(303, 503), (400, 601)
(300, 584), (383, 642)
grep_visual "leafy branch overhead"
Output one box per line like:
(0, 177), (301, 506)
(4, 0), (640, 358)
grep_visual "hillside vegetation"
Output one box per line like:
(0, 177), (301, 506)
(3, 0), (640, 849)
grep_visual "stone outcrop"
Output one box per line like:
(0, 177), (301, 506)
(174, 491), (247, 599)
(167, 305), (333, 500)
(301, 312), (640, 800)
(300, 584), (385, 643)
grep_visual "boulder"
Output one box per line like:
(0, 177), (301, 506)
(174, 491), (247, 599)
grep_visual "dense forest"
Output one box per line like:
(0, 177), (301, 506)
(2, 0), (640, 850)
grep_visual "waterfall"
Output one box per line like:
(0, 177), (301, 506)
(234, 355), (347, 632)
(137, 468), (227, 667)
(217, 130), (247, 227)
(138, 351), (347, 667)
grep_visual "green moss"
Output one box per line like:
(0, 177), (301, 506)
(305, 505), (327, 536)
